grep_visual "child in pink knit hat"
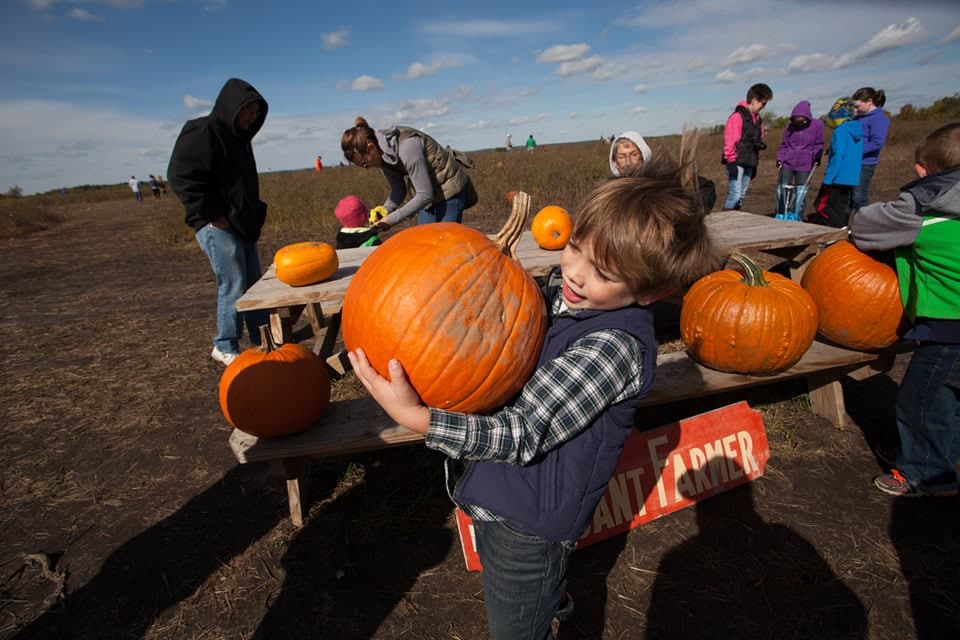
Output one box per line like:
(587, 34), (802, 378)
(334, 195), (381, 249)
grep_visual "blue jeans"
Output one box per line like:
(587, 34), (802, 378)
(895, 343), (960, 492)
(195, 224), (269, 354)
(852, 163), (877, 210)
(474, 519), (574, 640)
(777, 168), (811, 219)
(723, 165), (752, 209)
(417, 188), (466, 225)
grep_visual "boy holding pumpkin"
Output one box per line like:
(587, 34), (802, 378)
(348, 134), (721, 639)
(849, 121), (960, 497)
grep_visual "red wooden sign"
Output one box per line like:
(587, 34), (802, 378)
(455, 401), (769, 571)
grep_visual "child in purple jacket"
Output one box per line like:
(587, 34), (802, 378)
(776, 100), (824, 219)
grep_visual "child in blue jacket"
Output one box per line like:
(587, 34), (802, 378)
(348, 133), (721, 639)
(813, 98), (863, 228)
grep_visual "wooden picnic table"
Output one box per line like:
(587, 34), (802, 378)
(229, 211), (887, 527)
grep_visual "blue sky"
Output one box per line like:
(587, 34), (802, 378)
(2, 0), (959, 195)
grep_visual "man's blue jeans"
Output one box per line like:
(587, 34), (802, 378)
(895, 343), (960, 492)
(723, 165), (752, 209)
(852, 163), (877, 210)
(417, 188), (466, 225)
(195, 224), (269, 355)
(474, 519), (574, 640)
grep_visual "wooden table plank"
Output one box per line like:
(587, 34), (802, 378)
(238, 211), (848, 314)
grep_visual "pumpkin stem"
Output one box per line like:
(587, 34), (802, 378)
(729, 252), (769, 287)
(258, 324), (277, 353)
(493, 191), (532, 259)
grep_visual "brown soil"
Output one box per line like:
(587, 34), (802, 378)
(1, 198), (959, 640)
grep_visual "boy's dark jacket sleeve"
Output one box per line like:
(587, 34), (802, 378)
(167, 78), (268, 242)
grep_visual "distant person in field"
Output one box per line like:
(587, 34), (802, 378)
(609, 131), (652, 176)
(852, 87), (890, 210)
(129, 176), (142, 203)
(148, 174), (161, 199)
(811, 98), (862, 228)
(341, 117), (478, 229)
(156, 174), (167, 195)
(348, 130), (721, 640)
(775, 100), (824, 219)
(505, 131), (513, 151)
(526, 133), (537, 152)
(333, 195), (381, 250)
(167, 77), (270, 366)
(722, 82), (773, 210)
(849, 121), (960, 497)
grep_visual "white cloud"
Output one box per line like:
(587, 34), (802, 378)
(787, 53), (833, 73)
(507, 114), (550, 126)
(322, 29), (349, 49)
(68, 8), (103, 21)
(715, 66), (767, 84)
(537, 43), (590, 63)
(617, 0), (736, 28)
(941, 23), (960, 43)
(722, 44), (775, 67)
(421, 19), (558, 38)
(396, 54), (470, 80)
(556, 56), (605, 77)
(634, 83), (649, 94)
(183, 95), (212, 110)
(632, 106), (648, 113)
(467, 120), (491, 130)
(834, 17), (926, 69)
(352, 75), (384, 91)
(393, 98), (449, 121)
(715, 70), (738, 84)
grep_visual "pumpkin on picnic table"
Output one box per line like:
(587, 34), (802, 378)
(341, 191), (548, 413)
(274, 241), (339, 287)
(680, 253), (818, 374)
(800, 240), (904, 351)
(219, 326), (331, 438)
(531, 205), (572, 251)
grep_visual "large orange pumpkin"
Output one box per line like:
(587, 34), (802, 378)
(219, 327), (331, 438)
(801, 240), (903, 350)
(274, 241), (339, 287)
(681, 253), (818, 374)
(531, 205), (572, 251)
(341, 192), (547, 413)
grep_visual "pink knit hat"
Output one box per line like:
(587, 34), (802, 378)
(334, 195), (368, 228)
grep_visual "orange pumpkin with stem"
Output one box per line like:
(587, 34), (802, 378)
(219, 326), (331, 438)
(681, 253), (818, 374)
(274, 241), (339, 287)
(341, 192), (547, 413)
(801, 240), (904, 350)
(531, 205), (573, 251)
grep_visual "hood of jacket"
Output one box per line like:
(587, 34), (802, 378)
(609, 131), (653, 176)
(790, 100), (813, 120)
(375, 126), (402, 166)
(905, 167), (960, 216)
(211, 78), (268, 139)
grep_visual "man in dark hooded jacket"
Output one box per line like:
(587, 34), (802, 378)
(168, 78), (270, 365)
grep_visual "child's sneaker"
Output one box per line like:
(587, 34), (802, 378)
(873, 469), (958, 497)
(211, 346), (238, 366)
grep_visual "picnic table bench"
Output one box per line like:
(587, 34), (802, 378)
(227, 210), (901, 526)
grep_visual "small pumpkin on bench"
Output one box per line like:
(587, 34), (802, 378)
(219, 326), (331, 438)
(274, 241), (339, 287)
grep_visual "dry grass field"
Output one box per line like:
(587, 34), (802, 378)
(1, 119), (958, 639)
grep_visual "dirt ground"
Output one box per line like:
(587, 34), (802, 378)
(2, 197), (959, 640)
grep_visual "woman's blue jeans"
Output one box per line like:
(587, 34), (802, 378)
(417, 188), (466, 225)
(895, 343), (960, 492)
(723, 165), (752, 209)
(195, 224), (269, 354)
(853, 163), (877, 210)
(474, 519), (574, 640)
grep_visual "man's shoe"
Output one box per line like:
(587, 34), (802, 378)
(211, 346), (239, 366)
(873, 469), (958, 497)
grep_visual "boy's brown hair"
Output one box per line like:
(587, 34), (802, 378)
(746, 83), (773, 103)
(915, 122), (960, 174)
(572, 130), (722, 297)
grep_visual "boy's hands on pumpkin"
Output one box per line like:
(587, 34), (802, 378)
(347, 348), (430, 434)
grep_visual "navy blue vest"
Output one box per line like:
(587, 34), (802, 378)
(452, 299), (657, 543)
